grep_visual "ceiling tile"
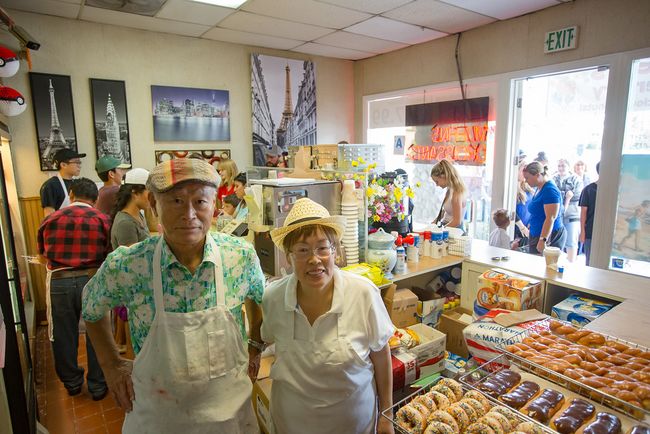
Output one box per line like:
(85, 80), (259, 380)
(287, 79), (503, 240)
(345, 16), (446, 44)
(291, 42), (374, 60)
(1, 0), (80, 19)
(81, 6), (211, 37)
(217, 11), (334, 40)
(241, 0), (371, 29)
(85, 0), (165, 16)
(202, 27), (304, 50)
(438, 0), (560, 20)
(315, 31), (408, 54)
(314, 0), (414, 15)
(156, 0), (234, 26)
(383, 0), (495, 33)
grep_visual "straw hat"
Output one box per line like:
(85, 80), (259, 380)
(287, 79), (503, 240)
(270, 198), (346, 251)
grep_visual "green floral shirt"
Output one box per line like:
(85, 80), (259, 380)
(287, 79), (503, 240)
(82, 232), (264, 354)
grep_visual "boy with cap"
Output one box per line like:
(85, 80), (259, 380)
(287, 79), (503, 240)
(40, 148), (86, 217)
(95, 156), (131, 215)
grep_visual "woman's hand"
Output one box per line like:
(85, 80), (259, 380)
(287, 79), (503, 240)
(377, 415), (395, 434)
(536, 238), (546, 253)
(521, 226), (530, 238)
(247, 346), (262, 382)
(104, 358), (135, 411)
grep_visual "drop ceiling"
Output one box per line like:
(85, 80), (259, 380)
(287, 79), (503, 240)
(1, 0), (571, 60)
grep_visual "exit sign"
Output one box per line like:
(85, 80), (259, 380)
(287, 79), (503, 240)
(544, 26), (578, 54)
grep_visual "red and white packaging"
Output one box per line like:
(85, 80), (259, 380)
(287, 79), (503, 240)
(391, 351), (419, 391)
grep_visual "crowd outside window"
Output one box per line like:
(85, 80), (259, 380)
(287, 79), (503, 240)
(553, 159), (584, 262)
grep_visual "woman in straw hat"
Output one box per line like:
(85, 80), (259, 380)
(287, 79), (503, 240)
(262, 198), (394, 434)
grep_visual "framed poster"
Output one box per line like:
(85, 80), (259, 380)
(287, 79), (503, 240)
(29, 72), (78, 171)
(90, 78), (131, 164)
(151, 85), (230, 141)
(154, 149), (231, 170)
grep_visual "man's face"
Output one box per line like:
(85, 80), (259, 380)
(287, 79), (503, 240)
(150, 182), (216, 248)
(111, 168), (127, 184)
(61, 159), (82, 177)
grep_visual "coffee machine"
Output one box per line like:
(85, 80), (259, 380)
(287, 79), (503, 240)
(251, 179), (340, 276)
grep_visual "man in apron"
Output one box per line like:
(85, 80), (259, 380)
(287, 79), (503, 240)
(82, 158), (264, 434)
(39, 148), (86, 217)
(37, 178), (110, 399)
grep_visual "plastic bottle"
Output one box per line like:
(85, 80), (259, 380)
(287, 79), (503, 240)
(442, 229), (450, 256)
(422, 232), (431, 257)
(394, 246), (406, 274)
(431, 231), (442, 259)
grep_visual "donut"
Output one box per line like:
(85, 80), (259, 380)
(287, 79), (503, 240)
(624, 348), (642, 356)
(428, 390), (452, 410)
(414, 394), (438, 412)
(479, 415), (506, 434)
(464, 390), (492, 413)
(577, 333), (606, 347)
(600, 346), (620, 355)
(465, 422), (496, 434)
(515, 421), (545, 434)
(590, 348), (610, 360)
(484, 412), (513, 432)
(462, 397), (487, 417)
(490, 405), (520, 426)
(433, 384), (459, 403)
(427, 410), (460, 434)
(549, 318), (564, 331)
(423, 421), (456, 434)
(445, 403), (470, 432)
(604, 340), (630, 352)
(455, 400), (479, 423)
(396, 405), (427, 434)
(555, 325), (578, 335)
(412, 402), (432, 420)
(567, 330), (592, 342)
(562, 354), (583, 365)
(437, 378), (464, 401)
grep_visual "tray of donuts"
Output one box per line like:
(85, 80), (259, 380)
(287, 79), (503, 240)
(383, 375), (555, 434)
(497, 317), (650, 420)
(459, 354), (650, 434)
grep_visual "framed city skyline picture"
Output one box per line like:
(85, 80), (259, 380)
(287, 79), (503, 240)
(29, 72), (79, 171)
(151, 85), (230, 142)
(154, 149), (231, 170)
(90, 78), (132, 165)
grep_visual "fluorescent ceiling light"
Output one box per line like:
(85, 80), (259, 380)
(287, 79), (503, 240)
(190, 0), (247, 8)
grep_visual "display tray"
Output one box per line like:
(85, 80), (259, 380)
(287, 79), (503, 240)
(460, 354), (650, 432)
(495, 317), (650, 421)
(381, 375), (554, 434)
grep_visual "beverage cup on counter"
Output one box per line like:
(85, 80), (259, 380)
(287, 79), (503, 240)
(543, 246), (561, 269)
(268, 170), (278, 179)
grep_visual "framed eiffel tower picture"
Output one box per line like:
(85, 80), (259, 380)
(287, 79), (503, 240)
(90, 79), (132, 165)
(29, 72), (79, 171)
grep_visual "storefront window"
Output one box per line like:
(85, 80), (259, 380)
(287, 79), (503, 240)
(610, 58), (650, 277)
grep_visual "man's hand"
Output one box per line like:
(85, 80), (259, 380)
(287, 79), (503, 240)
(521, 226), (529, 238)
(377, 415), (395, 434)
(579, 231), (586, 243)
(105, 358), (135, 412)
(536, 238), (546, 254)
(247, 346), (262, 382)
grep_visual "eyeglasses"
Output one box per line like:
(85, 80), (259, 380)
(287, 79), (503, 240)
(290, 245), (335, 260)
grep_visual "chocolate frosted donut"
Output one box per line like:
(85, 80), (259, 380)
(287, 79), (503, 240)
(552, 399), (596, 434)
(500, 381), (540, 409)
(582, 412), (621, 434)
(522, 389), (565, 423)
(478, 370), (521, 398)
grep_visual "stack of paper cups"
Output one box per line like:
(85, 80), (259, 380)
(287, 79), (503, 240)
(340, 180), (359, 265)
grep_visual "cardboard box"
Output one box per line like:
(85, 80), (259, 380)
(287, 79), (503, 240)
(476, 268), (543, 311)
(387, 288), (419, 328)
(411, 286), (446, 328)
(551, 295), (614, 326)
(437, 307), (474, 359)
(407, 323), (446, 377)
(252, 378), (273, 434)
(391, 351), (419, 391)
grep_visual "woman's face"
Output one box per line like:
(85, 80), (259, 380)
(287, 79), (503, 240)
(432, 175), (447, 188)
(523, 170), (539, 188)
(518, 164), (526, 182)
(289, 229), (336, 293)
(557, 161), (568, 176)
(574, 162), (584, 176)
(234, 181), (246, 199)
(134, 189), (150, 210)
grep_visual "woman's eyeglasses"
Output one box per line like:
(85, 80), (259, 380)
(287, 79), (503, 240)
(290, 245), (335, 260)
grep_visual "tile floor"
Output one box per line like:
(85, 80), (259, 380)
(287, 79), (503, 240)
(35, 327), (125, 434)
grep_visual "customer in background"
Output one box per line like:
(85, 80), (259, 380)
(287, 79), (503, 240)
(263, 198), (394, 434)
(95, 156), (131, 215)
(232, 172), (249, 221)
(579, 162), (599, 266)
(534, 151), (549, 167)
(523, 162), (567, 254)
(37, 178), (110, 400)
(618, 200), (650, 252)
(489, 209), (512, 249)
(216, 158), (238, 208)
(513, 160), (533, 250)
(431, 159), (467, 231)
(82, 158), (263, 433)
(216, 193), (240, 231)
(553, 159), (583, 262)
(574, 160), (591, 188)
(40, 148), (86, 217)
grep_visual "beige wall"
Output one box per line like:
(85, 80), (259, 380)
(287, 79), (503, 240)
(353, 0), (650, 141)
(1, 10), (354, 198)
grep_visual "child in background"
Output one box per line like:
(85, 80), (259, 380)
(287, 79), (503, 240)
(489, 209), (512, 249)
(216, 194), (240, 231)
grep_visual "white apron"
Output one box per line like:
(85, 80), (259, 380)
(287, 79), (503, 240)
(56, 174), (71, 209)
(45, 266), (71, 341)
(270, 304), (378, 434)
(122, 237), (258, 434)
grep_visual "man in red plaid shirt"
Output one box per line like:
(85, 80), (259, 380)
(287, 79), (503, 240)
(38, 178), (111, 400)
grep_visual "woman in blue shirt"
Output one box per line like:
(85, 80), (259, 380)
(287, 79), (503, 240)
(523, 162), (567, 254)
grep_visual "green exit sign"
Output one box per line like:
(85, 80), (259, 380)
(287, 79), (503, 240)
(544, 26), (578, 54)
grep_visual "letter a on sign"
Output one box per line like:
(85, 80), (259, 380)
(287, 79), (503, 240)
(394, 135), (405, 155)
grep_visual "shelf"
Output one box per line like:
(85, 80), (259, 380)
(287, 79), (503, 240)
(379, 255), (463, 289)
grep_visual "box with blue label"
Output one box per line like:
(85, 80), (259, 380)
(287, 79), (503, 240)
(551, 295), (615, 326)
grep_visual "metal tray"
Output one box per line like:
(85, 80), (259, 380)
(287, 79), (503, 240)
(495, 317), (650, 421)
(381, 375), (554, 434)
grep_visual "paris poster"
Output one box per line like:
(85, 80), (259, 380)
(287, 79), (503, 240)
(29, 72), (79, 171)
(90, 78), (132, 165)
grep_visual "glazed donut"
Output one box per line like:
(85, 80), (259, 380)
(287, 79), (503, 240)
(437, 379), (464, 401)
(612, 380), (638, 391)
(484, 411), (513, 432)
(629, 357), (650, 366)
(414, 394), (438, 412)
(462, 398), (488, 417)
(479, 415), (506, 434)
(562, 354), (583, 365)
(555, 325), (578, 335)
(432, 384), (458, 404)
(633, 386), (650, 409)
(412, 402), (432, 420)
(428, 390), (452, 410)
(464, 390), (492, 413)
(455, 400), (479, 423)
(593, 368), (610, 377)
(638, 351), (650, 360)
(604, 355), (628, 366)
(543, 359), (572, 373)
(572, 368), (595, 378)
(600, 346), (620, 355)
(626, 362), (646, 371)
(550, 343), (570, 351)
(528, 356), (553, 365)
(515, 421), (546, 434)
(490, 405), (520, 427)
(595, 360), (615, 369)
(396, 405), (427, 434)
(604, 340), (630, 352)
(580, 377), (609, 389)
(567, 330), (592, 342)
(556, 337), (574, 346)
(580, 361), (599, 372)
(465, 422), (496, 434)
(631, 371), (650, 384)
(537, 337), (556, 346)
(445, 403), (470, 432)
(577, 333), (606, 347)
(427, 410), (460, 434)
(506, 344), (522, 354)
(541, 348), (568, 358)
(589, 348), (610, 361)
(423, 421), (456, 434)
(549, 318), (564, 331)
(616, 353), (634, 361)
(624, 348), (643, 356)
(617, 390), (640, 403)
(605, 371), (634, 382)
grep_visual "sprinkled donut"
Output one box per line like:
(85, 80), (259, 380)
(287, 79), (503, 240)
(428, 390), (452, 410)
(465, 422), (497, 434)
(438, 378), (464, 401)
(411, 402), (432, 420)
(414, 394), (437, 412)
(479, 415), (506, 434)
(445, 403), (470, 432)
(484, 412), (513, 432)
(423, 421), (456, 434)
(464, 390), (492, 413)
(514, 421), (545, 434)
(396, 405), (427, 434)
(455, 400), (479, 423)
(433, 384), (458, 403)
(490, 405), (520, 426)
(426, 410), (460, 434)
(462, 397), (487, 417)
